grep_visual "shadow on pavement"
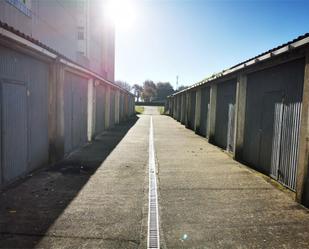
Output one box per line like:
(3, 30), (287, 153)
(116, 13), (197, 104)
(0, 116), (139, 249)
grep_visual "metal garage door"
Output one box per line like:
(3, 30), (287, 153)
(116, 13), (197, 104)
(109, 89), (115, 127)
(177, 96), (181, 121)
(185, 93), (190, 126)
(200, 87), (210, 137)
(27, 58), (49, 171)
(121, 93), (125, 121)
(214, 80), (237, 151)
(115, 91), (120, 124)
(119, 93), (123, 123)
(120, 93), (124, 122)
(181, 94), (186, 124)
(243, 59), (304, 190)
(188, 91), (196, 130)
(64, 72), (88, 154)
(172, 98), (176, 118)
(95, 84), (106, 135)
(0, 47), (49, 185)
(170, 98), (174, 117)
(1, 81), (28, 182)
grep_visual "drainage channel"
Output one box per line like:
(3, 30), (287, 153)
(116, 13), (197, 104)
(147, 116), (160, 249)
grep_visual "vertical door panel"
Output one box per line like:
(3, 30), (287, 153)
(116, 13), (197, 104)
(95, 85), (106, 134)
(72, 85), (82, 149)
(27, 60), (49, 171)
(216, 94), (234, 149)
(270, 102), (284, 179)
(64, 73), (88, 153)
(2, 82), (28, 182)
(278, 102), (302, 190)
(259, 91), (283, 174)
(64, 77), (73, 153)
(189, 91), (196, 129)
(200, 87), (210, 137)
(227, 103), (235, 152)
(215, 80), (236, 150)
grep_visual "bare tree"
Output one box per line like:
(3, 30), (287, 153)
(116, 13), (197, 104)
(115, 80), (131, 91)
(132, 84), (143, 101)
(142, 80), (157, 102)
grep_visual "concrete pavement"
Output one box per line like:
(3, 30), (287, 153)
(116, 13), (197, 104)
(154, 113), (309, 249)
(142, 106), (160, 115)
(0, 106), (309, 249)
(0, 117), (149, 249)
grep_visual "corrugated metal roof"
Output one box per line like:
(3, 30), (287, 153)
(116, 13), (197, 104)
(170, 33), (309, 97)
(0, 21), (133, 96)
(230, 33), (309, 70)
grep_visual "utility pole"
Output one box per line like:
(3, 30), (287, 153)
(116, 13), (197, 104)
(176, 75), (179, 91)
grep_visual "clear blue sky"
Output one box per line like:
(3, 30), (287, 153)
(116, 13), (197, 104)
(115, 0), (309, 89)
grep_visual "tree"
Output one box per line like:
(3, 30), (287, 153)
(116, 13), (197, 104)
(132, 84), (143, 102)
(142, 80), (157, 102)
(115, 80), (131, 91)
(156, 82), (174, 101)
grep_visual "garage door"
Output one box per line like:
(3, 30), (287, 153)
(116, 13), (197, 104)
(64, 72), (88, 154)
(0, 47), (49, 185)
(214, 80), (237, 152)
(188, 91), (196, 130)
(243, 59), (304, 190)
(200, 87), (210, 137)
(95, 84), (106, 135)
(1, 81), (28, 182)
(109, 89), (115, 127)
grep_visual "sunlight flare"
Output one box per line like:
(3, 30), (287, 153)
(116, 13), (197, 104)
(103, 0), (138, 30)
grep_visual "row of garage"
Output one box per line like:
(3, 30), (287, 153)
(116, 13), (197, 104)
(167, 34), (309, 207)
(0, 29), (135, 188)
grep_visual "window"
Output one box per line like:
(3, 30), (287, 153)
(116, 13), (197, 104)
(5, 0), (31, 17)
(77, 51), (85, 56)
(77, 27), (85, 40)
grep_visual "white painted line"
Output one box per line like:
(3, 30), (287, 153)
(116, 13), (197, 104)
(147, 116), (160, 249)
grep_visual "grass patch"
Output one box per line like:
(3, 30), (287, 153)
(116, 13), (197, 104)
(158, 106), (165, 115)
(135, 106), (144, 114)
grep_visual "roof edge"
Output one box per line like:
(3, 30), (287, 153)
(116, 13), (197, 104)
(169, 33), (309, 97)
(0, 21), (134, 96)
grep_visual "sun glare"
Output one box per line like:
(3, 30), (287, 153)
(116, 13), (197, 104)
(104, 0), (137, 30)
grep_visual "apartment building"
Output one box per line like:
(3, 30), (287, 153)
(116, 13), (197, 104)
(0, 0), (115, 81)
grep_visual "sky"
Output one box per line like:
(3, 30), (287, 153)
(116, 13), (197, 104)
(114, 0), (309, 89)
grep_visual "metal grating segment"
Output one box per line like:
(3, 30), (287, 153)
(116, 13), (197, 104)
(147, 116), (160, 249)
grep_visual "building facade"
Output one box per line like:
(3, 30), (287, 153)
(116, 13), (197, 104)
(0, 0), (114, 81)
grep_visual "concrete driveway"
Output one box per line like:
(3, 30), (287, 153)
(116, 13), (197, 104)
(1, 106), (309, 249)
(153, 113), (309, 249)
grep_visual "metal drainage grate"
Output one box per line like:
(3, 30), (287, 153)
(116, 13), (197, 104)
(148, 116), (160, 249)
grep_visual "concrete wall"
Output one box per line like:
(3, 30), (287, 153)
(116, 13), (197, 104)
(297, 51), (309, 206)
(167, 44), (309, 208)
